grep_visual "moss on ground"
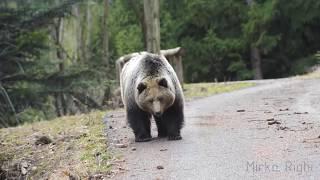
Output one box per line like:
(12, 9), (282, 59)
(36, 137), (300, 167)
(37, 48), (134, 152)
(183, 82), (255, 100)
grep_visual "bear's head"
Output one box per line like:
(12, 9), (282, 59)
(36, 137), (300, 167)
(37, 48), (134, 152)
(136, 77), (175, 117)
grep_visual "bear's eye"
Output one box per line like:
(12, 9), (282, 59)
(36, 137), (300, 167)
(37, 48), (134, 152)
(137, 83), (147, 94)
(158, 97), (163, 101)
(158, 78), (168, 88)
(148, 99), (153, 103)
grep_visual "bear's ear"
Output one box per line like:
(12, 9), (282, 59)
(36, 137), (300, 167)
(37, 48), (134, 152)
(158, 78), (168, 88)
(137, 82), (147, 94)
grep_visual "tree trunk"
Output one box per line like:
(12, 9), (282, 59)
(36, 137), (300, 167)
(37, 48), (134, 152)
(250, 46), (263, 79)
(102, 0), (109, 66)
(56, 18), (65, 71)
(74, 4), (86, 62)
(74, 4), (83, 62)
(53, 17), (69, 116)
(246, 0), (263, 80)
(143, 0), (160, 54)
(86, 1), (92, 61)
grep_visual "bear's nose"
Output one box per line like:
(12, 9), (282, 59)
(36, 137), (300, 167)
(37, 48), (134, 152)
(154, 112), (162, 117)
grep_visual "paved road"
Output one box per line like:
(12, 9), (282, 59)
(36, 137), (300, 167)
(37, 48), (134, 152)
(106, 78), (320, 180)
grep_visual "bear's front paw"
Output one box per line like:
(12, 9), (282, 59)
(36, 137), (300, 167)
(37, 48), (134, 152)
(135, 135), (152, 142)
(168, 135), (182, 141)
(158, 133), (167, 138)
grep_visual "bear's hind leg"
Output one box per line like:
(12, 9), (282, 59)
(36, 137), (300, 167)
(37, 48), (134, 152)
(154, 117), (167, 138)
(127, 107), (152, 142)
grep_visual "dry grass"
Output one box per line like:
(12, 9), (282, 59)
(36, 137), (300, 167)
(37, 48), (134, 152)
(183, 82), (255, 100)
(0, 111), (112, 179)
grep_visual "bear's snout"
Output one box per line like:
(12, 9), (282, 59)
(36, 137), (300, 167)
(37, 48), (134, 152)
(152, 100), (162, 117)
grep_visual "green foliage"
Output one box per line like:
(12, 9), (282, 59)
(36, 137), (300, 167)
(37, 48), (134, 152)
(108, 0), (144, 58)
(181, 30), (250, 82)
(290, 56), (319, 75)
(0, 5), (56, 127)
(114, 25), (144, 55)
(0, 0), (113, 127)
(167, 0), (251, 82)
(158, 0), (320, 81)
(227, 61), (253, 80)
(260, 0), (320, 78)
(316, 52), (320, 60)
(16, 107), (46, 123)
(243, 0), (280, 48)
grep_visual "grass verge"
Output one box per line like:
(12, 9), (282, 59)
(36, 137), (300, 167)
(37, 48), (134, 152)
(0, 111), (111, 179)
(183, 82), (255, 100)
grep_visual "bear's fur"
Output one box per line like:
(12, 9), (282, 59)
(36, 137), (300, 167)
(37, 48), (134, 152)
(120, 53), (184, 142)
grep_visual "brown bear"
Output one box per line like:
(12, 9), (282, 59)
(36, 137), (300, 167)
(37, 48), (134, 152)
(120, 53), (184, 142)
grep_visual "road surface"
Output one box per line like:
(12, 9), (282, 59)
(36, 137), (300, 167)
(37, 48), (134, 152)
(106, 78), (320, 180)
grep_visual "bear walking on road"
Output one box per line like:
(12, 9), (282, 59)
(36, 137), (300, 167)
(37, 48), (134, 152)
(120, 53), (184, 142)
